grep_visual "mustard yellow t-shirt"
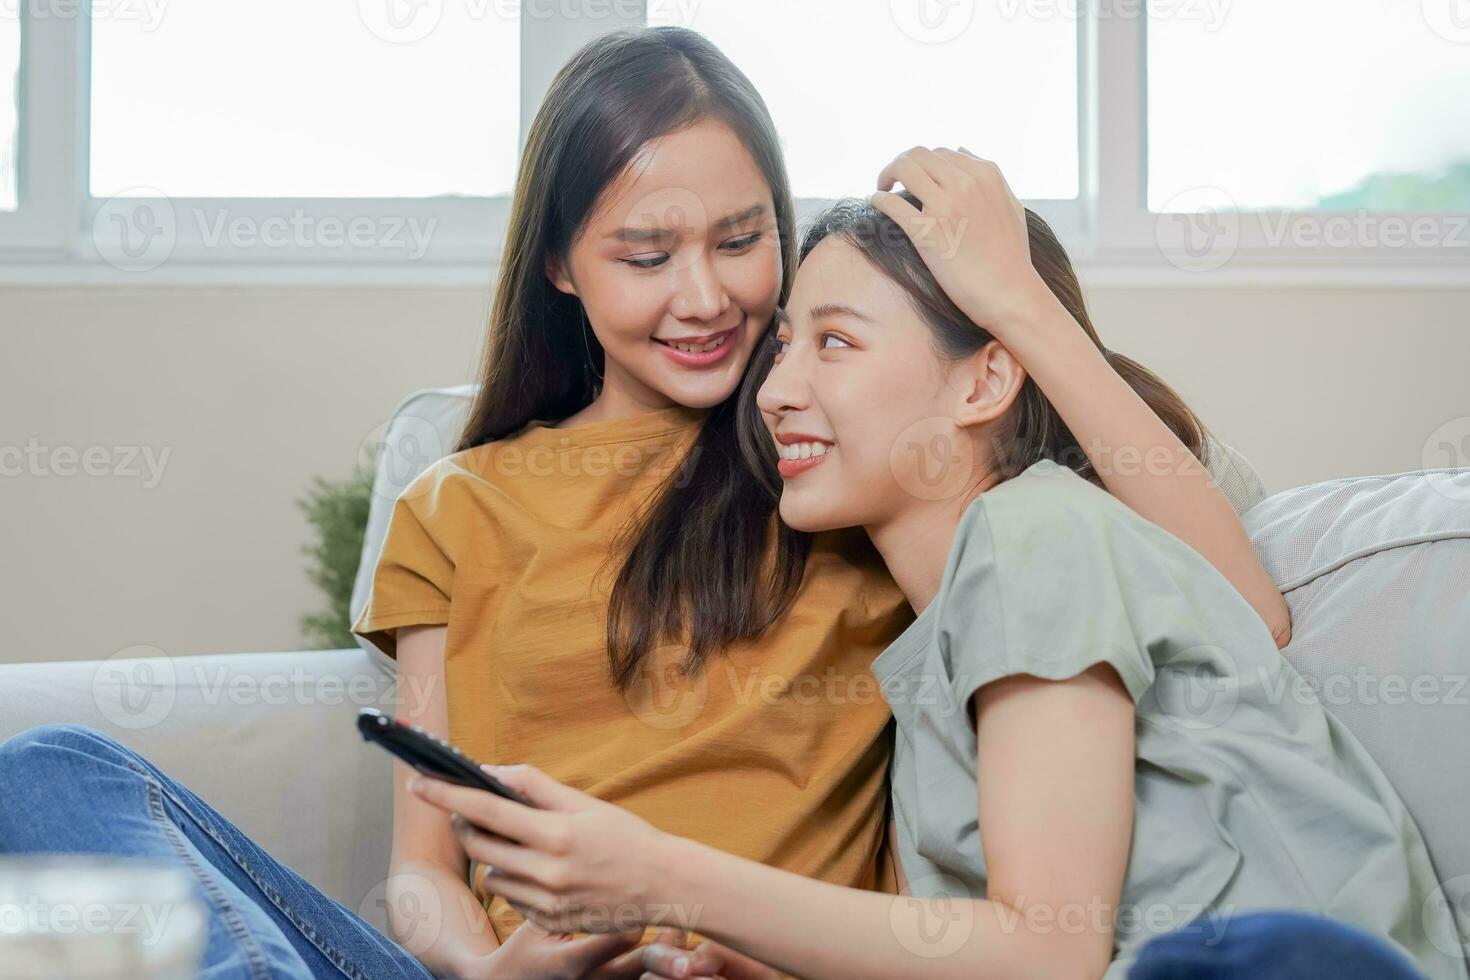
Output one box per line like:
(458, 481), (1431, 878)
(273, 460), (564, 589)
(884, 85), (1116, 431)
(352, 404), (913, 945)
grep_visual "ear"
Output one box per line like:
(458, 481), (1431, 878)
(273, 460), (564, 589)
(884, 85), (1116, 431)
(952, 340), (1027, 430)
(545, 254), (577, 296)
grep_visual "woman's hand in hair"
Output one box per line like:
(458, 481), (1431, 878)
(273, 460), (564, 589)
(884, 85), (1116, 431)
(406, 764), (682, 935)
(871, 147), (1057, 338)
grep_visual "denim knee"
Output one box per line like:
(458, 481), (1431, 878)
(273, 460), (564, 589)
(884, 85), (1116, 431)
(0, 724), (125, 835)
(0, 723), (119, 770)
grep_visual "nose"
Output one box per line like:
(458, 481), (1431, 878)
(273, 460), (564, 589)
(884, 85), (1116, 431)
(756, 336), (811, 419)
(668, 253), (730, 323)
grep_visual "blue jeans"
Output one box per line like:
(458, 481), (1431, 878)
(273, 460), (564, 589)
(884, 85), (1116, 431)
(0, 723), (435, 979)
(1129, 908), (1429, 979)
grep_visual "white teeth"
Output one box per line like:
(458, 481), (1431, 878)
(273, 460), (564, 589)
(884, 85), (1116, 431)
(779, 441), (833, 461)
(667, 335), (725, 353)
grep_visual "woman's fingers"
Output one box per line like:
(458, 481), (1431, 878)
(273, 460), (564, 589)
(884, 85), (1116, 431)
(452, 813), (547, 881)
(870, 190), (929, 246)
(407, 776), (554, 849)
(562, 929), (646, 978)
(876, 150), (944, 202)
(485, 763), (589, 811)
(641, 942), (698, 978)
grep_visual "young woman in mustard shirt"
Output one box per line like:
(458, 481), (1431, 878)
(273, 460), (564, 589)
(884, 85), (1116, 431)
(0, 27), (1288, 980)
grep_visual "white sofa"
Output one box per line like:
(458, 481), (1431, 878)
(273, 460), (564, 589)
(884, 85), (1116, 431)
(2, 385), (1467, 956)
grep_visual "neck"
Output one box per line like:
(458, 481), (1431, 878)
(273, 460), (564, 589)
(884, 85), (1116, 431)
(556, 360), (684, 428)
(865, 462), (1004, 616)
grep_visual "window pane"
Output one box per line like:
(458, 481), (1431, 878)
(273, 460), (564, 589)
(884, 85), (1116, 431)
(91, 1), (519, 198)
(1149, 2), (1470, 211)
(0, 5), (17, 211)
(648, 2), (1077, 200)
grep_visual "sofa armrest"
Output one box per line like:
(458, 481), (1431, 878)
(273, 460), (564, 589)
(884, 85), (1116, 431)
(0, 647), (396, 927)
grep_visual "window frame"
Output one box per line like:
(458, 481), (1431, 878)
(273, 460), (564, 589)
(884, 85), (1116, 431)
(0, 1), (1465, 287)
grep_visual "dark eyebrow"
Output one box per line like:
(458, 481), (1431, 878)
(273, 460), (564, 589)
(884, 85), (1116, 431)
(608, 226), (674, 244)
(808, 302), (875, 324)
(714, 204), (766, 231)
(608, 204), (765, 243)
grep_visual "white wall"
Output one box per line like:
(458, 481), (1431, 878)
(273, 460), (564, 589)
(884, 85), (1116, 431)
(3, 284), (1467, 664)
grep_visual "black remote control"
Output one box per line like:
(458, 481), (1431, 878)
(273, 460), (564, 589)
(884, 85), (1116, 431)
(357, 707), (538, 808)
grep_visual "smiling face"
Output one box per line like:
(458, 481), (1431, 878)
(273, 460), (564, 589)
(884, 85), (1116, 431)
(756, 236), (981, 533)
(548, 117), (782, 414)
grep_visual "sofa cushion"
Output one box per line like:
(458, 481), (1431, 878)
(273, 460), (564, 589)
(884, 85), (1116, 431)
(1244, 467), (1470, 956)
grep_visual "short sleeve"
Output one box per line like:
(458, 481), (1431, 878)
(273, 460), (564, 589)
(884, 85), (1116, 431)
(350, 470), (455, 660)
(937, 464), (1175, 715)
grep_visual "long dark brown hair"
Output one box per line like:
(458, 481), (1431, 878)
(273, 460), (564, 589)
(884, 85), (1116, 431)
(454, 26), (810, 690)
(737, 192), (1206, 490)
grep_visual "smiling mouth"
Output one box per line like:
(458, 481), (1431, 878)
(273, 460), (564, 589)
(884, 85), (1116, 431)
(776, 440), (835, 478)
(655, 332), (731, 353)
(652, 324), (740, 367)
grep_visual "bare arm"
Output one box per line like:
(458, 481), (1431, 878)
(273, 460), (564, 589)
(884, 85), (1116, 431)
(389, 624), (502, 975)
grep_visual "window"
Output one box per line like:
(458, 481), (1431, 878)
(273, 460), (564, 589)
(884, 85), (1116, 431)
(1148, 1), (1470, 212)
(648, 0), (1078, 202)
(2, 1), (1465, 284)
(90, 0), (520, 198)
(0, 5), (17, 211)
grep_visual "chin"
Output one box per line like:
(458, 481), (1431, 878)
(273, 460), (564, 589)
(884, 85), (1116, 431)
(777, 492), (843, 534)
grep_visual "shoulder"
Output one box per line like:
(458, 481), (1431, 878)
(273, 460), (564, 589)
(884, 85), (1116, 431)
(937, 459), (1204, 639)
(949, 460), (1163, 576)
(397, 437), (527, 508)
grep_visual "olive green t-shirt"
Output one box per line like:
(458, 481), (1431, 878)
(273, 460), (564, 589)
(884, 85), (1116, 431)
(873, 459), (1464, 979)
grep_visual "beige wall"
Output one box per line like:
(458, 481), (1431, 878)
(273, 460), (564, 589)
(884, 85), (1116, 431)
(3, 284), (1467, 664)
